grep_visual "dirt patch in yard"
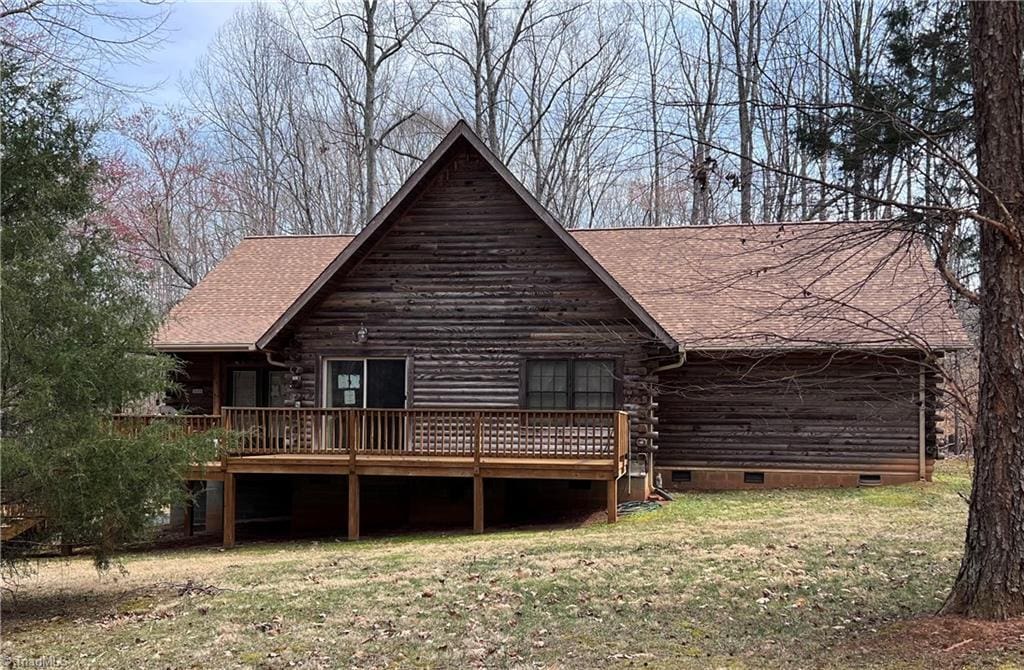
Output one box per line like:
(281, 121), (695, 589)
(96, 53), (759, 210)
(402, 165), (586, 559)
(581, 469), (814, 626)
(835, 615), (1024, 669)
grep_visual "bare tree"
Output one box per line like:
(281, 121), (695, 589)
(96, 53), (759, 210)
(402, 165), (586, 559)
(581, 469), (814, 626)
(667, 0), (727, 226)
(0, 0), (169, 98)
(504, 3), (632, 226)
(104, 107), (239, 308)
(291, 0), (439, 223)
(185, 4), (298, 236)
(420, 0), (557, 156)
(722, 0), (765, 222)
(634, 1), (672, 227)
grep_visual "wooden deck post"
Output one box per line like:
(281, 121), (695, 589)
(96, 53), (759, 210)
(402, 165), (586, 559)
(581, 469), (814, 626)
(223, 472), (236, 548)
(346, 410), (360, 540)
(183, 482), (194, 538)
(473, 476), (484, 533)
(347, 473), (360, 540)
(472, 411), (484, 533)
(606, 478), (618, 524)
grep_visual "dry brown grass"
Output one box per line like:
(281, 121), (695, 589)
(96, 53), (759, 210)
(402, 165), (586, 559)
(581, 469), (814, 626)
(3, 460), (1022, 669)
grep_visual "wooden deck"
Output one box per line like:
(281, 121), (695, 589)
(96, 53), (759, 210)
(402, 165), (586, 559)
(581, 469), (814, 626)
(190, 452), (619, 480)
(118, 408), (630, 546)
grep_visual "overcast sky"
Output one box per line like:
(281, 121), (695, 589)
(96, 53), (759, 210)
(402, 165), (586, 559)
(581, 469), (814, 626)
(112, 0), (244, 105)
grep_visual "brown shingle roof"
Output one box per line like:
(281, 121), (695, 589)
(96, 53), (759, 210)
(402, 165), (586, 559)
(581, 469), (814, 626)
(154, 235), (354, 350)
(154, 223), (969, 352)
(572, 222), (970, 350)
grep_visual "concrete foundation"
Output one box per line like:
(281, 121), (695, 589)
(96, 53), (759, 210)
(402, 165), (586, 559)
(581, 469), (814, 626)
(656, 467), (930, 491)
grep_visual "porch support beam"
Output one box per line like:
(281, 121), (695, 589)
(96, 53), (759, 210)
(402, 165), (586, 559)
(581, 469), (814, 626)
(348, 473), (360, 540)
(223, 472), (236, 548)
(607, 478), (618, 524)
(211, 353), (222, 415)
(473, 475), (484, 533)
(183, 482), (194, 537)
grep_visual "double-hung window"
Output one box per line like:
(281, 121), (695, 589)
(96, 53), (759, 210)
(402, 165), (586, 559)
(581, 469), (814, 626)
(525, 359), (616, 410)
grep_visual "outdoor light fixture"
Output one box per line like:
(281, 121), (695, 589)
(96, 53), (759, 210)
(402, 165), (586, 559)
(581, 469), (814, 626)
(354, 325), (368, 344)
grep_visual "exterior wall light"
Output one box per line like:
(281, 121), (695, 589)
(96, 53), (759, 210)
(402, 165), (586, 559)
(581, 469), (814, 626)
(354, 325), (368, 344)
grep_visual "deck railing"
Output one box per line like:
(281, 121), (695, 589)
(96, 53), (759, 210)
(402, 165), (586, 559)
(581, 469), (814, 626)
(111, 413), (222, 436)
(223, 407), (629, 461)
(112, 408), (630, 463)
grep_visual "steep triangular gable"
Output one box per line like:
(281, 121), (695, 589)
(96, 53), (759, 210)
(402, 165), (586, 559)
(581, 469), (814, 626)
(256, 121), (678, 350)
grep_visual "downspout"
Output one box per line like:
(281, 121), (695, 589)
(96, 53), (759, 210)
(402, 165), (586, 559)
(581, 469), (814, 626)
(264, 350), (291, 368)
(265, 350), (302, 409)
(647, 350), (688, 493)
(653, 350), (687, 374)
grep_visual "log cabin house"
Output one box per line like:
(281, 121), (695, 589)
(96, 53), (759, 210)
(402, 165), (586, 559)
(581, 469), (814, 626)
(138, 122), (969, 546)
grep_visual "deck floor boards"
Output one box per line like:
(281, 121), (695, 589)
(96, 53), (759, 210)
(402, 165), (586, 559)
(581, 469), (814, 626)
(188, 453), (622, 480)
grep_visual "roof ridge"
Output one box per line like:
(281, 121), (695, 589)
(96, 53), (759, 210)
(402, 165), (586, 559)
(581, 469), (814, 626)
(243, 233), (358, 240)
(570, 220), (897, 232)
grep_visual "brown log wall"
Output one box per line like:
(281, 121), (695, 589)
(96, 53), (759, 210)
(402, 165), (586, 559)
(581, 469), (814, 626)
(655, 352), (939, 474)
(273, 147), (663, 446)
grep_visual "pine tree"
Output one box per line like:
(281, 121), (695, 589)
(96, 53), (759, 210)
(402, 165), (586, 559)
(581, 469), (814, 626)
(940, 0), (1024, 621)
(1, 56), (216, 567)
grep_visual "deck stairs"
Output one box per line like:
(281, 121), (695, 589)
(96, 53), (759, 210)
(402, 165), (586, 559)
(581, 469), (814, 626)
(1, 505), (43, 542)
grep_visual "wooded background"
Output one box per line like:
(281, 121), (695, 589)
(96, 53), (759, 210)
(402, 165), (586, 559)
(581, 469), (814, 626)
(5, 0), (1021, 620)
(2, 0), (975, 310)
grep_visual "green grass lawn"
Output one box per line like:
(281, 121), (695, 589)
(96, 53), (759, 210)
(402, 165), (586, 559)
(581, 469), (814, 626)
(3, 460), (1022, 669)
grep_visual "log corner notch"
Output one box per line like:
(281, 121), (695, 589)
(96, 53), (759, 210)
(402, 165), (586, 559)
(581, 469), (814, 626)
(918, 364), (927, 481)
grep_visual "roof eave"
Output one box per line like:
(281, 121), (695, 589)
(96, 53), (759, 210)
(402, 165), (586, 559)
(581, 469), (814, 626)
(154, 342), (257, 353)
(678, 340), (971, 353)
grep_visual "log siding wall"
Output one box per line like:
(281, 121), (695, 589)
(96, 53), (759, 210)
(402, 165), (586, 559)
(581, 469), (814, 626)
(656, 352), (939, 475)
(273, 148), (664, 445)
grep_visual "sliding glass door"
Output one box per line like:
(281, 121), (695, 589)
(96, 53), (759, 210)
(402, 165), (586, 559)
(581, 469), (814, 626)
(324, 359), (407, 409)
(324, 358), (408, 451)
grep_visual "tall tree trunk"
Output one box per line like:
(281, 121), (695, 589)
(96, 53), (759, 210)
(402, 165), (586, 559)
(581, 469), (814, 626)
(362, 0), (378, 224)
(847, 0), (869, 221)
(690, 135), (710, 227)
(649, 70), (662, 227)
(729, 0), (756, 222)
(473, 0), (488, 141)
(478, 0), (500, 152)
(941, 0), (1024, 621)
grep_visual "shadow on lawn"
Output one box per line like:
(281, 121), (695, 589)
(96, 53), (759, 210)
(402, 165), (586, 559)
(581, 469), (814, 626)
(1, 583), (170, 632)
(833, 614), (1024, 669)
